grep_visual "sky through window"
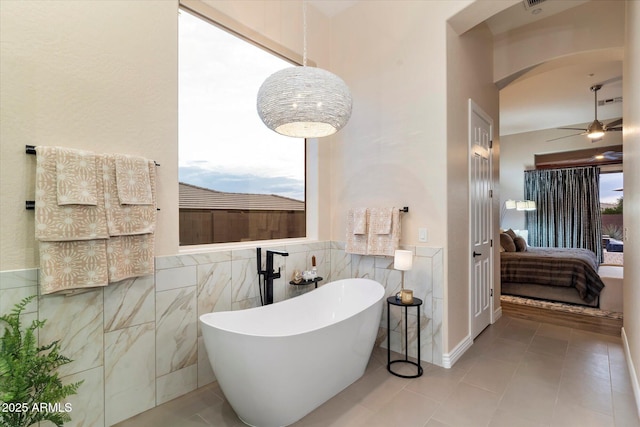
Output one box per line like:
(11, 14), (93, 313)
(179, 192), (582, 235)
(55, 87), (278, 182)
(179, 10), (305, 201)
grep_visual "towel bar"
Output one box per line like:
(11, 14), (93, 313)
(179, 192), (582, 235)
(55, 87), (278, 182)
(25, 145), (160, 166)
(25, 201), (160, 212)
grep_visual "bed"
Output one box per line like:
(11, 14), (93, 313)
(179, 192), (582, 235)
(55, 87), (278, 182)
(500, 244), (605, 308)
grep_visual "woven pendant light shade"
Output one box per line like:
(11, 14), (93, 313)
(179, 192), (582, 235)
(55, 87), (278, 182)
(257, 66), (353, 138)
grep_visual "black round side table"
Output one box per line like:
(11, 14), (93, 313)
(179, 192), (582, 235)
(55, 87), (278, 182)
(386, 296), (423, 378)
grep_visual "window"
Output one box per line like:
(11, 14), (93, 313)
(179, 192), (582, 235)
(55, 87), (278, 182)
(179, 8), (306, 245)
(600, 170), (623, 261)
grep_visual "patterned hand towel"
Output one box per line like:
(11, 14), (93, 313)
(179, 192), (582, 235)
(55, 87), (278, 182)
(367, 208), (401, 256)
(345, 208), (369, 255)
(369, 207), (393, 234)
(55, 147), (98, 205)
(103, 155), (156, 236)
(114, 154), (153, 205)
(35, 146), (109, 241)
(352, 207), (368, 234)
(106, 234), (155, 283)
(39, 240), (109, 295)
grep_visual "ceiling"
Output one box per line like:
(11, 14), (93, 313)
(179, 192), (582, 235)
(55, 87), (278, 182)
(309, 0), (624, 138)
(309, 0), (358, 17)
(489, 1), (624, 136)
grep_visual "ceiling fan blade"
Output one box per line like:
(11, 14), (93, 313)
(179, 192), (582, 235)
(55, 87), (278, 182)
(557, 127), (587, 131)
(606, 127), (623, 132)
(602, 151), (623, 160)
(599, 76), (622, 86)
(546, 133), (585, 142)
(605, 118), (622, 128)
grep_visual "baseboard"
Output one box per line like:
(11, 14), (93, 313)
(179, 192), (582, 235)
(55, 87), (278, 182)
(621, 327), (640, 419)
(442, 334), (473, 369)
(493, 306), (503, 323)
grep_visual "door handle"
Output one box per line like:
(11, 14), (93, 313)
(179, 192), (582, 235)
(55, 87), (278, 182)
(473, 251), (482, 257)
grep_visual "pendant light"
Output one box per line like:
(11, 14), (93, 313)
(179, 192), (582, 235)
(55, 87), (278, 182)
(257, 1), (352, 138)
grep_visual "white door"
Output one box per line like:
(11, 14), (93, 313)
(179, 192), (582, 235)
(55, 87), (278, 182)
(469, 99), (493, 339)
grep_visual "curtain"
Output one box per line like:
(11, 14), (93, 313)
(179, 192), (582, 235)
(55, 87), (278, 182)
(524, 166), (603, 262)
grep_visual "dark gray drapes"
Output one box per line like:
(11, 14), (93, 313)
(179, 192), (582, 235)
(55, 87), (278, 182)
(524, 167), (602, 262)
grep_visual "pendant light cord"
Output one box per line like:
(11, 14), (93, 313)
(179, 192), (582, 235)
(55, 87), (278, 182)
(303, 0), (307, 67)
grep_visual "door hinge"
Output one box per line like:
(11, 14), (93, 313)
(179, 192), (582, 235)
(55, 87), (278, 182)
(489, 140), (493, 149)
(490, 289), (493, 297)
(491, 239), (493, 247)
(489, 189), (493, 198)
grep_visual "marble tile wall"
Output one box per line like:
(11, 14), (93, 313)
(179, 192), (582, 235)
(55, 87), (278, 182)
(0, 240), (443, 426)
(330, 242), (444, 365)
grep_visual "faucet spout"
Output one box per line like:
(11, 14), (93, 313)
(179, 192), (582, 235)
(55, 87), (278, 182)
(267, 250), (289, 258)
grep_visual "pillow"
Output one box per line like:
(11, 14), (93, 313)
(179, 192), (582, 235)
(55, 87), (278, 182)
(505, 228), (517, 240)
(513, 236), (527, 252)
(500, 233), (516, 252)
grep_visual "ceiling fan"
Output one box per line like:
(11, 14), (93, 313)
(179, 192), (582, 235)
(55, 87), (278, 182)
(547, 84), (623, 142)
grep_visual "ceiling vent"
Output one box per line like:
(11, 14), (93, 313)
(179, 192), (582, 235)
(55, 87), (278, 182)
(598, 97), (623, 107)
(523, 0), (547, 11)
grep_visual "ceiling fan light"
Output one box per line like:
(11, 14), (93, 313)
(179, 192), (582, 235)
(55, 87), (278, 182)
(587, 120), (605, 139)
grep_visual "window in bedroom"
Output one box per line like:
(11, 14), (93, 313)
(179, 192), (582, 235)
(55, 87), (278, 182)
(178, 7), (306, 246)
(600, 170), (623, 263)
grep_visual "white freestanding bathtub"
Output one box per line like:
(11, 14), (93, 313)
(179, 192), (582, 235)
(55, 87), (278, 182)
(199, 278), (385, 427)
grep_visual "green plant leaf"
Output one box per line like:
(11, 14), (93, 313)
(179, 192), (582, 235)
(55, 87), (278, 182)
(0, 295), (82, 427)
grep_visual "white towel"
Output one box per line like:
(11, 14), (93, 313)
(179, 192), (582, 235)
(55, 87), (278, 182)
(367, 208), (401, 256)
(345, 208), (369, 255)
(103, 155), (157, 236)
(114, 154), (153, 205)
(35, 146), (109, 241)
(56, 147), (98, 205)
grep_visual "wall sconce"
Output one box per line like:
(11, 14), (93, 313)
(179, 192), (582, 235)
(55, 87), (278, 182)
(502, 199), (536, 225)
(394, 250), (413, 304)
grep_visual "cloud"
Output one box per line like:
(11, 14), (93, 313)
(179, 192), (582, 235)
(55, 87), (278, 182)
(179, 166), (304, 202)
(599, 172), (623, 204)
(178, 11), (306, 202)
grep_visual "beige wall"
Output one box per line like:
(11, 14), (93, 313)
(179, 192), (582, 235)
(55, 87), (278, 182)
(446, 22), (500, 347)
(623, 0), (640, 415)
(0, 0), (179, 270)
(327, 1), (478, 355)
(327, 0), (470, 249)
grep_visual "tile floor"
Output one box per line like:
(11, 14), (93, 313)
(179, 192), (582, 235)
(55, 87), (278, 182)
(115, 315), (639, 427)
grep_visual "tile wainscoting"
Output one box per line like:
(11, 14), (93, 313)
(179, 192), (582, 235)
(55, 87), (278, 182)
(0, 241), (443, 426)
